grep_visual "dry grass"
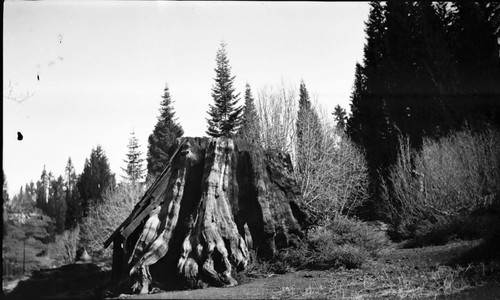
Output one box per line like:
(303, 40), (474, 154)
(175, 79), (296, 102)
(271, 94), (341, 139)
(272, 262), (499, 299)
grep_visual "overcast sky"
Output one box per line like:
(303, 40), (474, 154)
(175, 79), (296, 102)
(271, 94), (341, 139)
(3, 1), (370, 196)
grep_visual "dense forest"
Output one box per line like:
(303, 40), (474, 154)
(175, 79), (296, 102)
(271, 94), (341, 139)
(3, 1), (500, 297)
(347, 1), (500, 220)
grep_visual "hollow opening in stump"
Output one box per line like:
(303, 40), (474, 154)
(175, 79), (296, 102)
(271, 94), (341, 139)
(104, 137), (307, 294)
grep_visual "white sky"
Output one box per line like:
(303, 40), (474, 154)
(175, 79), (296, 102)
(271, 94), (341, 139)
(3, 1), (370, 196)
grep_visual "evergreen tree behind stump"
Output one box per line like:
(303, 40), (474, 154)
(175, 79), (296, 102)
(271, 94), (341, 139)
(111, 137), (306, 294)
(296, 80), (323, 174)
(147, 84), (184, 181)
(237, 83), (260, 144)
(206, 42), (243, 138)
(122, 131), (146, 185)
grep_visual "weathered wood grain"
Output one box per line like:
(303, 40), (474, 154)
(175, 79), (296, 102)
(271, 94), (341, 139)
(119, 137), (305, 294)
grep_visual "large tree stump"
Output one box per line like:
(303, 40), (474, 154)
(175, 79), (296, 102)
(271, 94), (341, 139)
(124, 137), (305, 294)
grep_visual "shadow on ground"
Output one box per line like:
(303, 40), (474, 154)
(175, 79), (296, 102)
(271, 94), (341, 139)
(3, 263), (111, 300)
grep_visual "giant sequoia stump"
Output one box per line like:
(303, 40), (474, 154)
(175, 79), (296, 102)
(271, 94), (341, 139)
(105, 137), (306, 294)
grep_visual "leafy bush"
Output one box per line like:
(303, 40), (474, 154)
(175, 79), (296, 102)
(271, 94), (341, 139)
(383, 128), (500, 242)
(80, 183), (143, 257)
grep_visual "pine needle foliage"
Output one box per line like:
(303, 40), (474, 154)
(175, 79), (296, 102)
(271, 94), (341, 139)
(122, 130), (146, 185)
(238, 83), (260, 144)
(147, 84), (184, 181)
(206, 42), (242, 138)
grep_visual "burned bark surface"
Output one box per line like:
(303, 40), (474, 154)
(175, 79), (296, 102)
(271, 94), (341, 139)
(123, 137), (304, 293)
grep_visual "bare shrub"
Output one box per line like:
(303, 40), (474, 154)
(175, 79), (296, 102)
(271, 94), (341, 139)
(49, 225), (80, 264)
(256, 83), (370, 222)
(314, 216), (390, 257)
(80, 183), (143, 257)
(294, 106), (370, 222)
(256, 82), (297, 154)
(420, 128), (500, 213)
(384, 128), (500, 240)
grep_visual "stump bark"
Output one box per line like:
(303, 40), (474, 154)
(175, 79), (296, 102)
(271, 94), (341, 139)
(119, 137), (305, 294)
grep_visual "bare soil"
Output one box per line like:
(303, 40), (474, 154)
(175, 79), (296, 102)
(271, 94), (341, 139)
(113, 239), (500, 299)
(3, 239), (500, 299)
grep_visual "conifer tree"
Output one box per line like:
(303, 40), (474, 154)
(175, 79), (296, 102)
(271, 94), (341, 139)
(64, 157), (81, 229)
(346, 63), (366, 144)
(11, 186), (24, 212)
(332, 104), (347, 132)
(448, 1), (500, 127)
(77, 145), (115, 216)
(122, 131), (146, 185)
(356, 1), (394, 165)
(49, 176), (66, 234)
(346, 1), (397, 217)
(36, 166), (49, 212)
(237, 83), (260, 144)
(206, 42), (242, 138)
(296, 80), (322, 173)
(65, 158), (77, 194)
(12, 184), (35, 213)
(346, 0), (500, 219)
(147, 84), (184, 181)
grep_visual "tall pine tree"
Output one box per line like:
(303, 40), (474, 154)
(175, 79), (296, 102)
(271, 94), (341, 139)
(36, 166), (50, 212)
(237, 83), (260, 144)
(296, 80), (322, 173)
(206, 42), (242, 138)
(346, 1), (397, 217)
(64, 158), (77, 194)
(353, 1), (395, 172)
(346, 62), (366, 144)
(147, 84), (184, 181)
(122, 130), (146, 185)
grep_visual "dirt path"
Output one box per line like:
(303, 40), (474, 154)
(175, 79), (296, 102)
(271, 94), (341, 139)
(115, 239), (500, 299)
(4, 240), (499, 299)
(115, 273), (304, 299)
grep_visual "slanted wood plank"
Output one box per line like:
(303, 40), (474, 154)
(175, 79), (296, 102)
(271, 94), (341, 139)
(120, 180), (169, 239)
(104, 192), (154, 248)
(103, 140), (186, 249)
(104, 217), (130, 248)
(120, 140), (186, 237)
